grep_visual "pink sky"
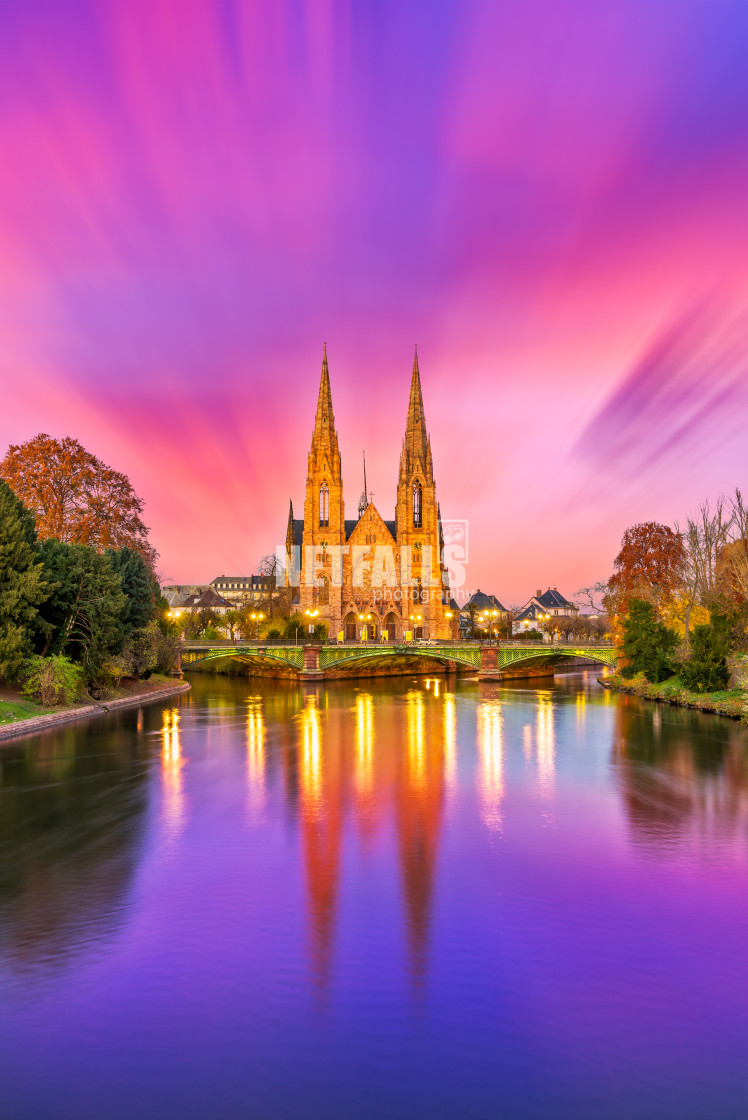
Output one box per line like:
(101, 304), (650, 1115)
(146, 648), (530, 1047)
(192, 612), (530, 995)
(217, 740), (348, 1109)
(1, 0), (746, 603)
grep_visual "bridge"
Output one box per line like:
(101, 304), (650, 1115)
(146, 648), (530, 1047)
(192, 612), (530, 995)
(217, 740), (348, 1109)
(178, 640), (617, 681)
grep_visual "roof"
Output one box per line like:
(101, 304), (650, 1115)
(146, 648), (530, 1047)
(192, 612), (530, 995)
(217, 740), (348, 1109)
(537, 587), (574, 609)
(463, 590), (507, 612)
(211, 575), (271, 585)
(290, 514), (397, 543)
(514, 603), (543, 623)
(182, 588), (233, 611)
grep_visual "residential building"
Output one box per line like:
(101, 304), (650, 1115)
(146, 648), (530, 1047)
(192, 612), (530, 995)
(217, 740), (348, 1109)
(513, 587), (579, 636)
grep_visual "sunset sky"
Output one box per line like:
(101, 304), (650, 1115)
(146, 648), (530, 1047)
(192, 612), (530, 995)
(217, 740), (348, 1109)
(1, 0), (746, 602)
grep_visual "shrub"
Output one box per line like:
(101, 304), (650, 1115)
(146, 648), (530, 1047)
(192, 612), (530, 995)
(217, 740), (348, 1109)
(156, 630), (182, 674)
(265, 627), (282, 640)
(121, 621), (160, 677)
(21, 654), (83, 707)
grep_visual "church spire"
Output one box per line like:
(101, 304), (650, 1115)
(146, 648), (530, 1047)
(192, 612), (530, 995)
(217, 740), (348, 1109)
(312, 342), (337, 451)
(400, 344), (431, 482)
(358, 450), (368, 519)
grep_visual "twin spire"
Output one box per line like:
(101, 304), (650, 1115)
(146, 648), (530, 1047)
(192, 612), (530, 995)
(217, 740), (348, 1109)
(311, 342), (432, 494)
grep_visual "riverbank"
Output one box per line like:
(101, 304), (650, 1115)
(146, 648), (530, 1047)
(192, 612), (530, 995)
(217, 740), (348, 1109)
(600, 672), (748, 723)
(0, 676), (190, 743)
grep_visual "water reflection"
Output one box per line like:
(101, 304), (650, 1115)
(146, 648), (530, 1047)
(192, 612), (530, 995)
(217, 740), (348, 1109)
(354, 691), (374, 798)
(297, 694), (342, 989)
(397, 688), (445, 992)
(160, 708), (184, 837)
(536, 691), (555, 796)
(443, 691), (457, 791)
(245, 696), (265, 815)
(613, 695), (748, 856)
(477, 698), (504, 831)
(2, 665), (747, 1109)
(0, 720), (149, 972)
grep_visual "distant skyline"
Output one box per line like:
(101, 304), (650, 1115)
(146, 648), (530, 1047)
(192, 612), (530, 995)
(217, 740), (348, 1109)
(1, 0), (746, 600)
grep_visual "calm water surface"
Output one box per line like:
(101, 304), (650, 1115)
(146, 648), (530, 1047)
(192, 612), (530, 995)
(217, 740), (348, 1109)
(1, 671), (747, 1119)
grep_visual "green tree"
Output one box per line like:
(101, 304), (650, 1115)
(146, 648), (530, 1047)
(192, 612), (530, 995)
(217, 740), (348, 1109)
(224, 609), (243, 640)
(0, 480), (53, 680)
(37, 540), (126, 680)
(106, 546), (157, 632)
(680, 614), (732, 693)
(620, 598), (678, 683)
(182, 608), (219, 639)
(118, 620), (161, 679)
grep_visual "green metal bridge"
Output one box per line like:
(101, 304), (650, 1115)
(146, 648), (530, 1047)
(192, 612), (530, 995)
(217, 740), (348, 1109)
(179, 640), (617, 678)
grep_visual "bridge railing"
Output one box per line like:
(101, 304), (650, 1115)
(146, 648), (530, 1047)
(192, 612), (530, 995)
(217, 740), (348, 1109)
(180, 637), (615, 650)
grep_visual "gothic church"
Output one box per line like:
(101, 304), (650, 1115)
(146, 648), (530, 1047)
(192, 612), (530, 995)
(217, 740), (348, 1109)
(285, 346), (453, 641)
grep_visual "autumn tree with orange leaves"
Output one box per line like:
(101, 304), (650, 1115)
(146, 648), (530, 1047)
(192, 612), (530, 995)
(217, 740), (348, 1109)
(605, 521), (685, 643)
(1, 434), (157, 569)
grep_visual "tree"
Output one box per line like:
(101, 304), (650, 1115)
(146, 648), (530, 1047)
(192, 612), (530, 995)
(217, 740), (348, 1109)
(619, 599), (677, 683)
(1, 434), (157, 568)
(575, 581), (610, 613)
(680, 614), (732, 693)
(677, 498), (732, 635)
(224, 609), (243, 640)
(106, 546), (158, 632)
(182, 608), (220, 639)
(719, 488), (748, 606)
(0, 480), (53, 680)
(37, 540), (126, 679)
(608, 522), (685, 607)
(117, 620), (161, 679)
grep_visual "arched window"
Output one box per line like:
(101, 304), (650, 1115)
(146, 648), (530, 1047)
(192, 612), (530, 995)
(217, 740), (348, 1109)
(319, 483), (329, 527)
(412, 480), (422, 528)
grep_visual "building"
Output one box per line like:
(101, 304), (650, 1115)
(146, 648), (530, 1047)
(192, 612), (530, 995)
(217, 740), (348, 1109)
(168, 587), (234, 619)
(285, 345), (453, 641)
(210, 575), (274, 605)
(162, 584), (210, 608)
(460, 590), (510, 638)
(513, 587), (579, 636)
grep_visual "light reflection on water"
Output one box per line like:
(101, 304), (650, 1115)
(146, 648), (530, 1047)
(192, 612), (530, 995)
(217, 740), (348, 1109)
(0, 671), (747, 1119)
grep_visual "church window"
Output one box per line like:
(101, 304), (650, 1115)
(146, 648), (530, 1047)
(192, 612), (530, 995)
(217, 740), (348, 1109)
(412, 481), (422, 528)
(319, 483), (329, 527)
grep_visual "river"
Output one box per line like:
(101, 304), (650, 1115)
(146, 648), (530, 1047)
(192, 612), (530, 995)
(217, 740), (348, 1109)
(1, 670), (747, 1119)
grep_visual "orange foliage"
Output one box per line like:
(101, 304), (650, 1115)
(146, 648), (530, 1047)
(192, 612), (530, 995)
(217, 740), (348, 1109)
(1, 434), (157, 568)
(605, 521), (685, 636)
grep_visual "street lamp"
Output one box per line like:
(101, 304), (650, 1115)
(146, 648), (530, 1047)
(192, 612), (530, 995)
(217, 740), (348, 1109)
(490, 609), (500, 644)
(305, 608), (319, 638)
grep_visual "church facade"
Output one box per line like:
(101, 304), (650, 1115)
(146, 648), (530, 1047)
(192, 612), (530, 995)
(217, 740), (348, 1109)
(285, 346), (454, 641)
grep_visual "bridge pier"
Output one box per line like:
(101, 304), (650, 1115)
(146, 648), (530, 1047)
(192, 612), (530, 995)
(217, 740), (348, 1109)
(301, 645), (324, 680)
(478, 647), (502, 681)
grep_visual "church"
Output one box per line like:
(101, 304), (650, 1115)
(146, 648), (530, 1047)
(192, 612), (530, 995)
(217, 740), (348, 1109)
(285, 346), (454, 641)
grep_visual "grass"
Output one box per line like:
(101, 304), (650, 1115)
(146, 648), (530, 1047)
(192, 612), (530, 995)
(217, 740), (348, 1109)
(0, 673), (181, 728)
(606, 671), (748, 722)
(0, 693), (55, 725)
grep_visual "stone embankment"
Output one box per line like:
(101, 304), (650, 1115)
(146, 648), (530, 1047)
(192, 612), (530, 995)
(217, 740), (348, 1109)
(600, 673), (747, 723)
(0, 679), (191, 744)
